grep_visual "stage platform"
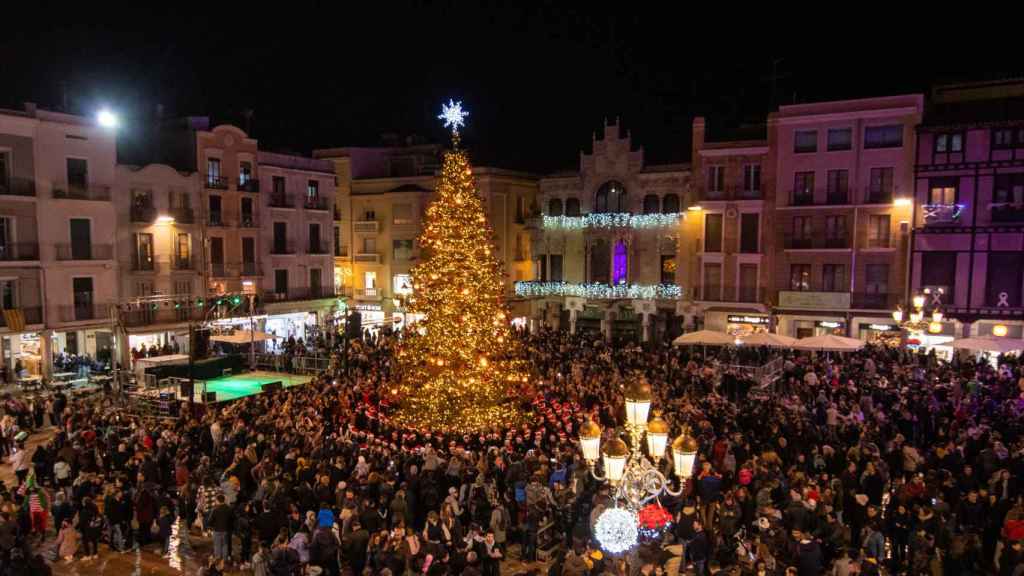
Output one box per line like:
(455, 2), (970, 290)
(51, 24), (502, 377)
(194, 371), (313, 403)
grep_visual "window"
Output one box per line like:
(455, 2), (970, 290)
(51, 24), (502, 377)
(1, 279), (16, 309)
(791, 216), (812, 249)
(364, 271), (377, 290)
(743, 164), (761, 194)
(928, 178), (957, 204)
(0, 151), (9, 189)
(308, 223), (322, 253)
(550, 254), (563, 282)
(242, 237), (255, 267)
(393, 203), (413, 224)
(994, 174), (1024, 204)
(536, 255), (547, 282)
(175, 233), (190, 264)
(825, 216), (847, 248)
(703, 263), (722, 300)
(548, 198), (563, 217)
(643, 194), (660, 214)
(793, 172), (814, 204)
(794, 130), (817, 153)
(865, 264), (890, 296)
(704, 213), (723, 252)
(868, 167), (894, 203)
(310, 268), (322, 294)
(706, 166), (725, 195)
(0, 216), (11, 257)
(595, 180), (626, 213)
(393, 239), (413, 260)
(334, 226), (342, 256)
(662, 194), (680, 213)
(921, 252), (956, 297)
(206, 158), (221, 184)
(274, 270), (288, 295)
(738, 264), (758, 302)
(134, 233), (154, 270)
(72, 277), (94, 320)
(612, 240), (628, 285)
(69, 218), (91, 260)
(209, 237), (224, 265)
(790, 264), (811, 291)
(239, 161), (252, 184)
(272, 176), (285, 195)
(827, 128), (852, 151)
(241, 197), (254, 225)
(827, 170), (849, 204)
(307, 179), (319, 199)
(393, 274), (413, 295)
(822, 264), (845, 292)
(993, 128), (1015, 150)
(565, 198), (581, 216)
(987, 253), (1023, 308)
(67, 158), (88, 189)
(516, 196), (526, 221)
(935, 133), (963, 153)
(740, 213), (759, 253)
(867, 215), (891, 248)
(660, 255), (676, 285)
(362, 236), (376, 254)
(363, 210), (376, 221)
(864, 125), (903, 149)
(208, 195), (222, 224)
(273, 222), (288, 253)
(589, 238), (610, 284)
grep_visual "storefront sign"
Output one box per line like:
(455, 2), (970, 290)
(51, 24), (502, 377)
(727, 315), (770, 325)
(816, 320), (844, 329)
(778, 291), (850, 310)
(862, 323), (896, 332)
(355, 304), (382, 312)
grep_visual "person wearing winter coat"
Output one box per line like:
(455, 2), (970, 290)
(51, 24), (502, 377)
(251, 542), (271, 576)
(54, 519), (79, 563)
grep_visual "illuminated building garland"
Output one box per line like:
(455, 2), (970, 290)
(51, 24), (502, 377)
(514, 281), (682, 300)
(543, 212), (684, 230)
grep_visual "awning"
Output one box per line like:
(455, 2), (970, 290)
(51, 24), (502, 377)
(739, 332), (798, 348)
(792, 334), (864, 352)
(210, 330), (280, 345)
(672, 330), (734, 346)
(950, 335), (1024, 353)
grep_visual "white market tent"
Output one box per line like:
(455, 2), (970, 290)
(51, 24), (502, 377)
(792, 334), (865, 352)
(950, 335), (1024, 353)
(210, 330), (280, 345)
(672, 330), (735, 347)
(738, 332), (799, 348)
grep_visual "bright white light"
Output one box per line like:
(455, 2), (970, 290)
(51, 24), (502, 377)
(594, 508), (639, 554)
(97, 109), (119, 129)
(893, 197), (913, 207)
(514, 281), (682, 300)
(543, 212), (683, 230)
(155, 215), (175, 224)
(438, 99), (469, 132)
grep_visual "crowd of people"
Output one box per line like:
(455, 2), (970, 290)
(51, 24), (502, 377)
(2, 327), (1024, 576)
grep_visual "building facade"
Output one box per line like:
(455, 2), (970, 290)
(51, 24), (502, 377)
(686, 118), (775, 335)
(769, 96), (922, 341)
(910, 80), (1024, 350)
(524, 121), (690, 342)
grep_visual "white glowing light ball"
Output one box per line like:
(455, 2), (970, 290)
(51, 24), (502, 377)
(594, 507), (638, 554)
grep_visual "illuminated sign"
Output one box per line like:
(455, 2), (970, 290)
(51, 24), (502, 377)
(355, 304), (382, 312)
(727, 315), (770, 325)
(865, 323), (895, 332)
(816, 320), (843, 329)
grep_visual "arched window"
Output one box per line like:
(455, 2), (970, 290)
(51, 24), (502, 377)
(612, 240), (628, 285)
(596, 180), (627, 213)
(565, 197), (581, 216)
(548, 198), (564, 217)
(643, 194), (660, 214)
(662, 193), (680, 213)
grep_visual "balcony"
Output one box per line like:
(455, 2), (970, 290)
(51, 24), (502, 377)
(269, 193), (295, 208)
(334, 244), (348, 257)
(208, 211), (232, 227)
(55, 243), (113, 261)
(60, 302), (110, 323)
(0, 306), (42, 328)
(354, 252), (381, 263)
(923, 203), (964, 225)
(824, 237), (850, 249)
(737, 188), (762, 200)
(0, 242), (40, 261)
(356, 287), (382, 300)
(865, 235), (892, 249)
(52, 184), (111, 201)
(238, 178), (260, 193)
(792, 191), (815, 206)
(865, 189), (893, 204)
(130, 256), (158, 273)
(778, 290), (851, 310)
(271, 240), (296, 255)
(851, 292), (897, 310)
(121, 307), (202, 328)
(307, 240), (330, 255)
(0, 177), (36, 197)
(205, 175), (229, 190)
(239, 214), (259, 228)
(172, 207), (196, 224)
(172, 255), (197, 271)
(991, 203), (1024, 223)
(304, 197), (328, 211)
(240, 261), (262, 276)
(698, 286), (765, 303)
(130, 205), (157, 223)
(353, 220), (379, 234)
(783, 236), (849, 250)
(826, 191), (849, 205)
(333, 206), (342, 221)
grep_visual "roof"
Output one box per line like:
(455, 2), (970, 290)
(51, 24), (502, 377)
(922, 96), (1024, 129)
(389, 183), (432, 193)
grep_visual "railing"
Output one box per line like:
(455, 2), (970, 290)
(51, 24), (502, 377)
(700, 285), (722, 301)
(172, 207), (195, 224)
(357, 287), (381, 299)
(267, 286), (337, 302)
(865, 235), (892, 249)
(238, 178), (260, 192)
(923, 203), (964, 225)
(60, 303), (109, 323)
(353, 221), (379, 234)
(130, 205), (156, 223)
(55, 243), (114, 260)
(303, 196), (328, 211)
(851, 292), (897, 310)
(239, 215), (259, 228)
(737, 188), (762, 200)
(208, 211), (231, 226)
(0, 242), (40, 261)
(354, 253), (381, 263)
(865, 189), (893, 204)
(784, 236), (813, 249)
(824, 237), (850, 249)
(205, 175), (229, 189)
(334, 244), (347, 257)
(256, 354), (329, 375)
(122, 307), (203, 328)
(724, 357), (784, 383)
(0, 306), (43, 327)
(269, 193), (295, 208)
(991, 203), (1024, 223)
(792, 191), (814, 206)
(53, 184), (112, 201)
(241, 261), (261, 276)
(210, 262), (228, 277)
(307, 240), (330, 254)
(172, 255), (197, 271)
(0, 177), (36, 196)
(130, 256), (157, 272)
(784, 236), (849, 250)
(271, 240), (296, 255)
(826, 191), (849, 205)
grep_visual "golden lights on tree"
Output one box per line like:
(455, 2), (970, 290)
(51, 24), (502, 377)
(392, 101), (527, 433)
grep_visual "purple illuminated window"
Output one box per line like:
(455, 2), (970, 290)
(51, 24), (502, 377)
(613, 240), (628, 285)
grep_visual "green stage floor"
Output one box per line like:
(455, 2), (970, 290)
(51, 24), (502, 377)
(196, 371), (313, 403)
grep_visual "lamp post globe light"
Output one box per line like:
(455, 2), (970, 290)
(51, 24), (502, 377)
(579, 374), (699, 554)
(893, 287), (945, 335)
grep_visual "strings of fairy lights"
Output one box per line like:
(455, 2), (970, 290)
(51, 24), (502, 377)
(543, 212), (684, 230)
(514, 281), (682, 300)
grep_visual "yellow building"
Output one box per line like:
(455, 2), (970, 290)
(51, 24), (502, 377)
(314, 144), (538, 332)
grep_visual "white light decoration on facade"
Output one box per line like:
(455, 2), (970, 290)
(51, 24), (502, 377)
(594, 507), (639, 554)
(543, 212), (684, 230)
(514, 281), (682, 300)
(437, 99), (469, 132)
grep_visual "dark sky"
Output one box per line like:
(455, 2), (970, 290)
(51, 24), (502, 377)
(1, 7), (1014, 173)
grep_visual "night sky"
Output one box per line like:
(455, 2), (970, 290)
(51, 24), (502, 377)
(1, 8), (1013, 173)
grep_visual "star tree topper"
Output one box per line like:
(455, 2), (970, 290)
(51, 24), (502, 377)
(438, 99), (469, 136)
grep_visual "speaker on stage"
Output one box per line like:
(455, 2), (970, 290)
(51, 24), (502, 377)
(261, 381), (283, 394)
(180, 380), (194, 400)
(204, 391), (217, 403)
(347, 311), (362, 339)
(193, 328), (211, 359)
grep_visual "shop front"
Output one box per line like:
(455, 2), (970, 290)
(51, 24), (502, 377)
(265, 311), (320, 351)
(52, 328), (114, 365)
(576, 305), (604, 337)
(127, 330), (188, 358)
(907, 320), (959, 360)
(973, 320), (1024, 339)
(352, 303), (388, 336)
(855, 321), (901, 346)
(724, 314), (771, 339)
(783, 317), (848, 338)
(1, 331), (43, 379)
(610, 307), (641, 344)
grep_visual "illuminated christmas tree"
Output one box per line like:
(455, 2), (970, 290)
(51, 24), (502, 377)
(392, 100), (527, 433)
